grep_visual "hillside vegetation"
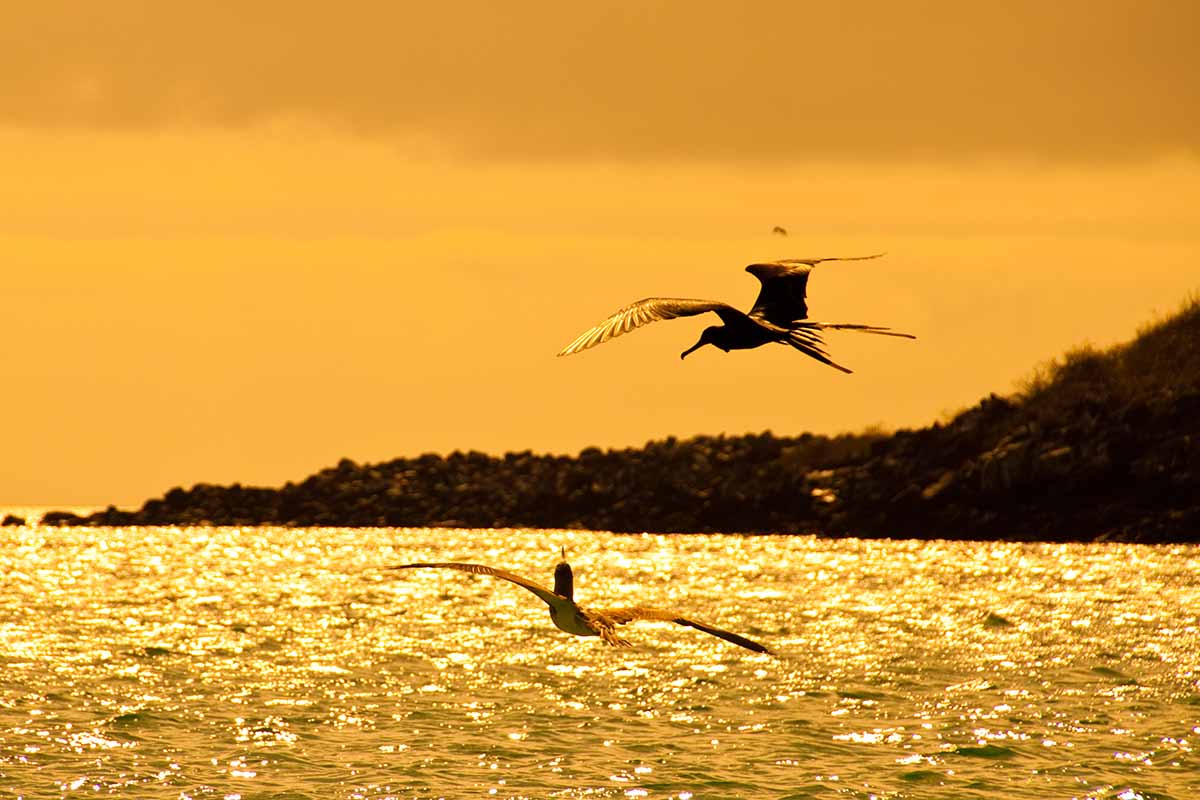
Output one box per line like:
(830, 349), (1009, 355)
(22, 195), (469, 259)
(43, 297), (1200, 542)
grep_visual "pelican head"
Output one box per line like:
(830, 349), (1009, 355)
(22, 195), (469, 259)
(680, 326), (730, 359)
(553, 546), (574, 600)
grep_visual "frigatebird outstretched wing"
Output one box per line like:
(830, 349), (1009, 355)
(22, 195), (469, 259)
(746, 253), (885, 327)
(557, 298), (744, 357)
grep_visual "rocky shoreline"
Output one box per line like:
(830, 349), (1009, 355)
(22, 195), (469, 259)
(41, 300), (1200, 543)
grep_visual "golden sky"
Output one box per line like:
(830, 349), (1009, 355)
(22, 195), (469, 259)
(4, 2), (1198, 504)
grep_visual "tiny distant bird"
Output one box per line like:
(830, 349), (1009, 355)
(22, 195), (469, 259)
(557, 253), (914, 373)
(772, 226), (788, 236)
(389, 548), (772, 654)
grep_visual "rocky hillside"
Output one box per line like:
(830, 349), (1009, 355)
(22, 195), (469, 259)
(43, 297), (1200, 542)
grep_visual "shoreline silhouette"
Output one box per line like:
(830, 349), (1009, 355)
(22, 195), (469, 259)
(40, 296), (1200, 544)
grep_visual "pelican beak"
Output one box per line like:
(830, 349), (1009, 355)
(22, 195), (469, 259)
(680, 339), (705, 360)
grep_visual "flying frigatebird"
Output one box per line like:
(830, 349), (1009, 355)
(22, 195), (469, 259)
(556, 253), (914, 373)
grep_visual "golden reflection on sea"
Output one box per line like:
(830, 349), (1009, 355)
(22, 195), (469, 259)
(0, 521), (1197, 798)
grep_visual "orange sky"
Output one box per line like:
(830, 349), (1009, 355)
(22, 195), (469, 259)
(4, 2), (1198, 505)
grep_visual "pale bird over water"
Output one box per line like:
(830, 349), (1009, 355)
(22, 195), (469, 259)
(389, 549), (772, 654)
(557, 253), (915, 373)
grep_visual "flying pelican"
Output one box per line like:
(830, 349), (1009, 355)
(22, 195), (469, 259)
(556, 253), (914, 373)
(389, 549), (772, 654)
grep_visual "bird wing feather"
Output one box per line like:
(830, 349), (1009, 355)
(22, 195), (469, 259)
(557, 298), (743, 356)
(595, 605), (772, 654)
(783, 326), (853, 374)
(746, 253), (885, 327)
(577, 608), (633, 647)
(389, 562), (564, 608)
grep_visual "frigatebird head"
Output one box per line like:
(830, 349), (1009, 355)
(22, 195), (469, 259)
(553, 546), (574, 600)
(680, 326), (729, 359)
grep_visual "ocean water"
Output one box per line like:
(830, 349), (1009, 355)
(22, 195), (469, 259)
(0, 518), (1197, 800)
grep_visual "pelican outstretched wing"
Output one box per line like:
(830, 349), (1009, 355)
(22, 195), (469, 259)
(746, 253), (885, 326)
(389, 562), (564, 607)
(557, 298), (743, 356)
(595, 605), (773, 654)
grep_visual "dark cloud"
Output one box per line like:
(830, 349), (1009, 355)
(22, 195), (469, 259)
(3, 1), (1197, 160)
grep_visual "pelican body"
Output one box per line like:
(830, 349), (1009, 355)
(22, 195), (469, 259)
(389, 550), (771, 654)
(557, 253), (915, 373)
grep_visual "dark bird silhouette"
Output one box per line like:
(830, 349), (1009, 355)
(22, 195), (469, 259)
(389, 548), (772, 654)
(557, 253), (914, 373)
(772, 225), (788, 236)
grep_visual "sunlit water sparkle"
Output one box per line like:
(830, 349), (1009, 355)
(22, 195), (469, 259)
(1, 519), (1197, 799)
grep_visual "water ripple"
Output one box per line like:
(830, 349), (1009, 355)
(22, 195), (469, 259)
(1, 524), (1197, 798)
